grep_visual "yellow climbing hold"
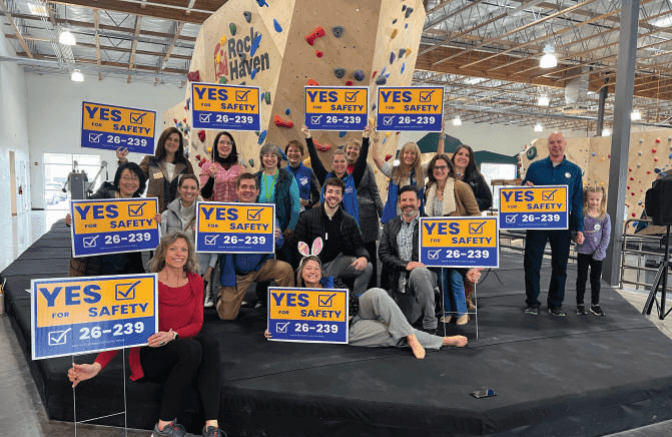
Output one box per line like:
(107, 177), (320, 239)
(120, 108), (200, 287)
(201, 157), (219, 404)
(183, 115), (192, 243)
(220, 36), (227, 45)
(216, 53), (221, 64)
(385, 132), (391, 137)
(391, 29), (398, 39)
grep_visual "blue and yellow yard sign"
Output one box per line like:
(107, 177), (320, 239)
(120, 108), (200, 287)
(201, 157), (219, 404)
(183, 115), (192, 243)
(304, 86), (369, 131)
(195, 202), (275, 253)
(499, 186), (568, 230)
(70, 198), (160, 257)
(267, 287), (348, 344)
(420, 216), (499, 268)
(31, 274), (158, 360)
(191, 83), (261, 131)
(81, 102), (156, 154)
(376, 86), (444, 132)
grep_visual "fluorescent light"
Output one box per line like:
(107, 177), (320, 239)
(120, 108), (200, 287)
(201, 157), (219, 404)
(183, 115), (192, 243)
(27, 3), (48, 16)
(602, 128), (611, 137)
(71, 70), (84, 82)
(452, 116), (462, 126)
(59, 29), (76, 46)
(539, 44), (557, 68)
(534, 123), (543, 132)
(652, 16), (672, 28)
(538, 95), (550, 106)
(631, 110), (641, 121)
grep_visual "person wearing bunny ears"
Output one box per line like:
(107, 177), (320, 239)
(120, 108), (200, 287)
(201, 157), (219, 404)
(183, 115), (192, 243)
(293, 177), (373, 297)
(215, 173), (295, 320)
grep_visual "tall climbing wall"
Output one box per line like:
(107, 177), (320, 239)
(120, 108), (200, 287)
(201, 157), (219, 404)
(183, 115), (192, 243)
(163, 0), (426, 183)
(518, 131), (672, 233)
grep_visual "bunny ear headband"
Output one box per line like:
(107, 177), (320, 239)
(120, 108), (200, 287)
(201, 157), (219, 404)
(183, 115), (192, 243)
(298, 237), (323, 258)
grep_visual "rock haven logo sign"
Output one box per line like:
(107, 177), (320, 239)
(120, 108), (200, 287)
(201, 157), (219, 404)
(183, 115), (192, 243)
(214, 27), (271, 83)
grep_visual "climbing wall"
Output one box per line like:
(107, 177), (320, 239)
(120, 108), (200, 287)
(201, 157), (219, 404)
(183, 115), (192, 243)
(518, 131), (672, 233)
(164, 0), (426, 185)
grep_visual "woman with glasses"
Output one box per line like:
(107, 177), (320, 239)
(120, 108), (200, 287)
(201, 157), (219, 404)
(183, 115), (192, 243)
(200, 131), (244, 203)
(116, 127), (194, 213)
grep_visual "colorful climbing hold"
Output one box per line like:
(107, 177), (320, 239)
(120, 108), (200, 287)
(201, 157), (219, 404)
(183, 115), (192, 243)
(250, 34), (262, 57)
(332, 26), (344, 38)
(306, 26), (325, 46)
(230, 23), (237, 35)
(390, 52), (396, 64)
(655, 167), (662, 173)
(249, 159), (255, 167)
(405, 7), (414, 19)
(274, 19), (283, 32)
(244, 11), (252, 23)
(307, 79), (319, 86)
(264, 92), (271, 104)
(274, 115), (294, 128)
(392, 19), (398, 24)
(314, 140), (331, 152)
(391, 29), (398, 39)
(186, 71), (200, 82)
(371, 70), (378, 79)
(345, 80), (353, 86)
(653, 148), (658, 153)
(656, 138), (662, 143)
(316, 50), (324, 58)
(353, 69), (365, 81)
(402, 5), (406, 11)
(339, 132), (346, 138)
(218, 77), (228, 84)
(399, 48), (407, 58)
(198, 130), (206, 142)
(255, 0), (268, 7)
(334, 68), (345, 78)
(220, 36), (227, 46)
(405, 23), (408, 29)
(285, 108), (291, 115)
(258, 130), (267, 144)
(401, 63), (405, 74)
(251, 68), (258, 79)
(376, 76), (387, 85)
(385, 154), (392, 162)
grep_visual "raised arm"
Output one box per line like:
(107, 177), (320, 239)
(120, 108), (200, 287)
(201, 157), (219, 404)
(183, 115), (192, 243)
(352, 126), (371, 186)
(370, 130), (386, 171)
(436, 119), (446, 155)
(302, 125), (329, 184)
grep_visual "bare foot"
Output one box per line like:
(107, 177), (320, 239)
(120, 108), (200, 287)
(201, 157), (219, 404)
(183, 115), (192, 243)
(443, 335), (468, 347)
(407, 334), (426, 359)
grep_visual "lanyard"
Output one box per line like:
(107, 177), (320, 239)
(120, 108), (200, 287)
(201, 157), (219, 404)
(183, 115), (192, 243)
(264, 171), (278, 201)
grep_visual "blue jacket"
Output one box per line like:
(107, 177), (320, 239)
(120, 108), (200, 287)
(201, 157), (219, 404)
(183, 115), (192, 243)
(381, 170), (424, 224)
(522, 156), (584, 232)
(255, 168), (300, 231)
(286, 163), (320, 208)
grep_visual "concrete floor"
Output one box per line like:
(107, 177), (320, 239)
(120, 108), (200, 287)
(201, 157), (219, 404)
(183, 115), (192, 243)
(2, 210), (672, 436)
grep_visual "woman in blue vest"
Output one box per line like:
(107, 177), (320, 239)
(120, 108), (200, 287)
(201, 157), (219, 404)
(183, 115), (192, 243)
(371, 122), (447, 223)
(301, 124), (371, 227)
(285, 140), (321, 212)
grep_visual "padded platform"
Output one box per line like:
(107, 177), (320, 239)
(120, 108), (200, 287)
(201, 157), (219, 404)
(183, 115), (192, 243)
(4, 220), (672, 436)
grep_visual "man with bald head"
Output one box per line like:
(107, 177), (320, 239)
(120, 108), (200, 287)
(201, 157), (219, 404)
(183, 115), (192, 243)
(522, 132), (584, 317)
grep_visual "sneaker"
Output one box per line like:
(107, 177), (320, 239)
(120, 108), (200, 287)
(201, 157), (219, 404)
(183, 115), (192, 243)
(524, 306), (539, 316)
(422, 327), (437, 336)
(202, 425), (227, 437)
(204, 295), (214, 308)
(152, 420), (196, 437)
(576, 304), (587, 315)
(590, 305), (606, 317)
(548, 307), (566, 317)
(254, 301), (266, 309)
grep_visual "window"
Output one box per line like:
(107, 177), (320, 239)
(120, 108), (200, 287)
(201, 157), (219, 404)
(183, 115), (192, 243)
(43, 153), (102, 210)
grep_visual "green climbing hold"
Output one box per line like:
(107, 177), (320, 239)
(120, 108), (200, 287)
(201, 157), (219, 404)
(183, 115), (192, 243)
(230, 23), (237, 35)
(218, 77), (228, 84)
(264, 92), (271, 104)
(526, 146), (537, 160)
(249, 159), (255, 167)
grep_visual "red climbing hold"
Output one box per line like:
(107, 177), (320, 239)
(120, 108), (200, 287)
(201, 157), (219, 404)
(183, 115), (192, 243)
(198, 130), (206, 142)
(187, 71), (200, 82)
(316, 50), (324, 58)
(314, 140), (331, 152)
(385, 154), (392, 161)
(652, 148), (657, 153)
(173, 118), (178, 124)
(274, 115), (294, 128)
(656, 138), (662, 143)
(305, 26), (325, 45)
(196, 154), (201, 160)
(345, 80), (353, 86)
(307, 79), (319, 86)
(372, 71), (378, 79)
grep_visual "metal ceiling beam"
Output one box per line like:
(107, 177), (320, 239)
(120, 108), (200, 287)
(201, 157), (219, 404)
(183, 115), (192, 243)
(0, 0), (34, 58)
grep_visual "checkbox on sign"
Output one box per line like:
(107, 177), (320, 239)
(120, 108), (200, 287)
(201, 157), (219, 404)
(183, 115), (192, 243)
(344, 91), (359, 102)
(48, 328), (71, 346)
(115, 280), (141, 301)
(419, 90), (434, 102)
(542, 189), (557, 201)
(199, 114), (211, 123)
(83, 235), (99, 248)
(428, 249), (441, 260)
(130, 112), (146, 124)
(276, 321), (290, 333)
(318, 294), (336, 307)
(247, 209), (263, 221)
(383, 116), (394, 125)
(469, 222), (486, 234)
(128, 203), (145, 217)
(506, 215), (517, 224)
(204, 235), (219, 245)
(88, 133), (102, 143)
(236, 90), (251, 101)
(310, 115), (322, 124)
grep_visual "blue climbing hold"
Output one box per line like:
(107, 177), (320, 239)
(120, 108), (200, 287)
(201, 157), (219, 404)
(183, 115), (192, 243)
(250, 34), (262, 57)
(372, 104), (376, 110)
(592, 152), (596, 157)
(390, 52), (396, 64)
(381, 66), (387, 76)
(402, 5), (406, 11)
(655, 167), (662, 173)
(405, 23), (408, 29)
(256, 0), (268, 7)
(401, 63), (405, 74)
(251, 68), (258, 79)
(339, 131), (346, 138)
(258, 130), (267, 144)
(285, 108), (291, 115)
(274, 19), (282, 32)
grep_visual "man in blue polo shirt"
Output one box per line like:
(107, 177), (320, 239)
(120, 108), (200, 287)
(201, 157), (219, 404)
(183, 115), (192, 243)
(523, 132), (584, 317)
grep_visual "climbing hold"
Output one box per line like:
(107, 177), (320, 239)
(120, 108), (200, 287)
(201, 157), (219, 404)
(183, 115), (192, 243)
(332, 26), (344, 38)
(405, 7), (414, 18)
(345, 80), (353, 86)
(198, 130), (206, 142)
(629, 168), (632, 172)
(316, 50), (324, 58)
(173, 118), (178, 124)
(274, 19), (283, 32)
(647, 171), (652, 174)
(251, 68), (258, 79)
(526, 146), (537, 160)
(656, 138), (662, 143)
(393, 19), (398, 24)
(406, 48), (412, 56)
(399, 48), (407, 58)
(307, 79), (319, 86)
(390, 52), (396, 64)
(230, 23), (237, 35)
(196, 154), (201, 161)
(240, 82), (246, 85)
(655, 167), (662, 173)
(638, 151), (643, 156)
(385, 154), (392, 162)
(353, 69), (365, 81)
(249, 159), (255, 167)
(255, 0), (268, 7)
(655, 157), (659, 162)
(250, 34), (262, 57)
(244, 11), (252, 23)
(372, 104), (377, 110)
(632, 213), (637, 217)
(334, 68), (346, 78)
(376, 76), (387, 85)
(274, 115), (294, 128)
(381, 67), (387, 76)
(186, 71), (200, 82)
(285, 108), (291, 115)
(264, 92), (271, 105)
(239, 52), (247, 63)
(637, 163), (641, 168)
(220, 36), (227, 46)
(258, 130), (267, 144)
(314, 140), (331, 152)
(391, 29), (398, 39)
(372, 70), (378, 79)
(405, 23), (408, 29)
(608, 154), (611, 158)
(218, 77), (228, 84)
(306, 26), (326, 45)
(337, 144), (344, 150)
(639, 138), (644, 143)
(592, 152), (596, 157)
(653, 148), (658, 153)
(630, 177), (634, 181)
(401, 63), (405, 74)
(339, 132), (346, 138)
(402, 5), (406, 11)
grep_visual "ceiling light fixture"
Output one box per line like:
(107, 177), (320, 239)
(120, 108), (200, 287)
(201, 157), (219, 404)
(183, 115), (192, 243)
(631, 110), (642, 121)
(71, 70), (84, 82)
(537, 95), (550, 106)
(534, 123), (543, 132)
(539, 44), (557, 69)
(59, 29), (76, 46)
(452, 116), (462, 126)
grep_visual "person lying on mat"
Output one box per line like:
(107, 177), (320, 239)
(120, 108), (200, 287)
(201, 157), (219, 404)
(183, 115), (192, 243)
(68, 232), (225, 437)
(264, 250), (468, 359)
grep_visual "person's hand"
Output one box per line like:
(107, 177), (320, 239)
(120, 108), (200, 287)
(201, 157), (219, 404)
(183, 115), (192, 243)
(154, 214), (162, 224)
(575, 231), (585, 245)
(68, 362), (101, 387)
(405, 261), (425, 271)
(147, 330), (176, 348)
(274, 228), (281, 240)
(372, 130), (380, 144)
(208, 163), (218, 178)
(466, 268), (483, 284)
(351, 257), (368, 271)
(264, 329), (272, 339)
(116, 147), (129, 163)
(301, 125), (311, 139)
(300, 198), (309, 207)
(362, 125), (371, 138)
(525, 181), (534, 186)
(283, 229), (295, 241)
(441, 118), (446, 134)
(65, 213), (72, 227)
(203, 267), (213, 283)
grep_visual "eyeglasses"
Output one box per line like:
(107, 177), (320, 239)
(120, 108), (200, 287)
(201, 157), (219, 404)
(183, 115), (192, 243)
(219, 140), (233, 145)
(121, 175), (140, 182)
(433, 166), (448, 171)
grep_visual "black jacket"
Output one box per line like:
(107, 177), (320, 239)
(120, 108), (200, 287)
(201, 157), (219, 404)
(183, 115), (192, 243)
(463, 170), (493, 211)
(378, 214), (422, 293)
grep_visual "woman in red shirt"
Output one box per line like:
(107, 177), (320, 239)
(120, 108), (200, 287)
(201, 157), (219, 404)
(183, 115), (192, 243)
(68, 232), (224, 437)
